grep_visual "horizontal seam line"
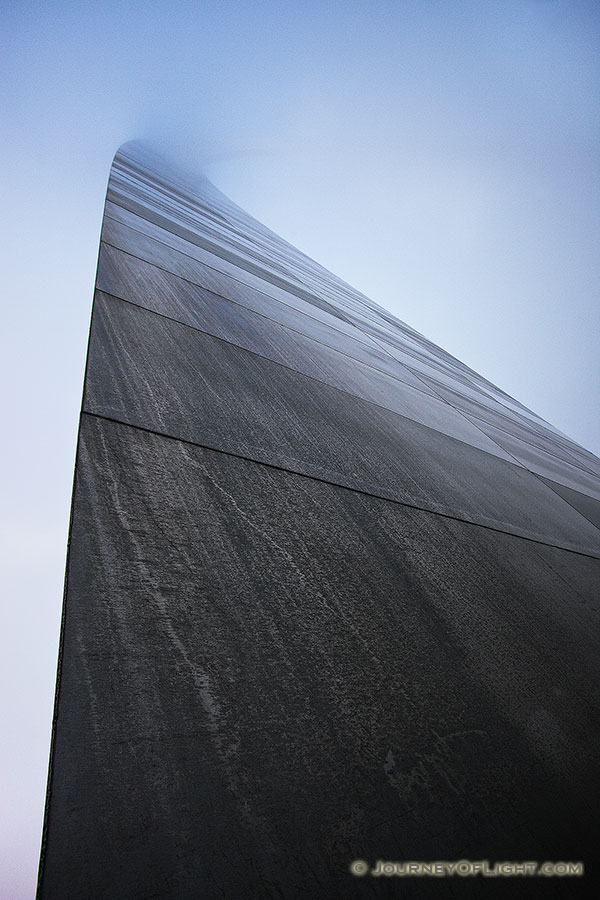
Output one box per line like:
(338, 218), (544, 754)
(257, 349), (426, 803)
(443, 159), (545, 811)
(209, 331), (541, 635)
(102, 213), (388, 354)
(101, 213), (599, 482)
(103, 207), (563, 426)
(94, 288), (528, 469)
(111, 160), (415, 322)
(80, 410), (600, 561)
(99, 238), (445, 399)
(104, 203), (585, 453)
(103, 209), (524, 406)
(107, 189), (363, 328)
(111, 171), (386, 314)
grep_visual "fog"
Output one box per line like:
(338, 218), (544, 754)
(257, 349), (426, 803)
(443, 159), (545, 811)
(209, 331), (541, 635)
(1, 1), (598, 896)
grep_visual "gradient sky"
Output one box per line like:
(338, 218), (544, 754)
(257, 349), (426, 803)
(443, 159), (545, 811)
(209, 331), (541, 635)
(1, 1), (599, 896)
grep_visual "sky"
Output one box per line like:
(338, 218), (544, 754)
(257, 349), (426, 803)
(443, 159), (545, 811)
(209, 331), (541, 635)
(1, 1), (598, 896)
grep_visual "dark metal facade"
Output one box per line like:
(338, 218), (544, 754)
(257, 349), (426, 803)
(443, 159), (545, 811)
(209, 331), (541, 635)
(38, 143), (600, 899)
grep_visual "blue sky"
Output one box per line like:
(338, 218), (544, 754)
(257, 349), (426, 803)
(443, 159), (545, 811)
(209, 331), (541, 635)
(1, 1), (598, 896)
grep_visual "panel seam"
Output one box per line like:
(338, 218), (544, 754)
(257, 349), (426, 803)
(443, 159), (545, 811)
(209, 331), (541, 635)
(80, 410), (600, 561)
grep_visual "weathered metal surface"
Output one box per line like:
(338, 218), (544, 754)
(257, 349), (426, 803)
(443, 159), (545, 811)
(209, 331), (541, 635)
(38, 142), (600, 899)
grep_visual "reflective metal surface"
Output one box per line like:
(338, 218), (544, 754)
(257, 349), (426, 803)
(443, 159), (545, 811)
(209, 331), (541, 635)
(38, 142), (600, 899)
